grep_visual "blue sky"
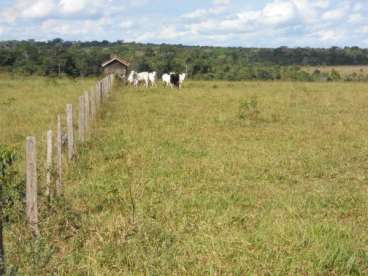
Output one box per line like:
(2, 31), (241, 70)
(0, 0), (367, 47)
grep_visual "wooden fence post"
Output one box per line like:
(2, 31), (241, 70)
(46, 130), (52, 198)
(56, 114), (62, 195)
(105, 78), (109, 96)
(95, 83), (100, 108)
(26, 136), (39, 237)
(100, 81), (104, 103)
(0, 210), (4, 274)
(66, 104), (75, 160)
(95, 85), (101, 109)
(84, 92), (90, 136)
(90, 90), (96, 120)
(107, 77), (110, 94)
(79, 96), (85, 142)
(95, 86), (99, 109)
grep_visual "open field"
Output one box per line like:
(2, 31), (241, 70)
(2, 76), (368, 274)
(304, 65), (368, 76)
(0, 74), (97, 149)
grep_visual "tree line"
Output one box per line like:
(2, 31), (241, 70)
(1, 39), (368, 81)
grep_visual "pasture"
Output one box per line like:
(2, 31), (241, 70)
(2, 75), (368, 274)
(304, 65), (368, 76)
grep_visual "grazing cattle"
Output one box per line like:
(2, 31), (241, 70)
(148, 72), (157, 87)
(179, 73), (186, 88)
(170, 73), (180, 88)
(137, 72), (150, 88)
(128, 71), (138, 86)
(162, 72), (186, 89)
(162, 73), (172, 87)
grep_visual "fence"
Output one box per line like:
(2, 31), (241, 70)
(25, 74), (115, 237)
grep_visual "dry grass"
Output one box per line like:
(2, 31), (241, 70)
(2, 76), (368, 274)
(303, 65), (368, 76)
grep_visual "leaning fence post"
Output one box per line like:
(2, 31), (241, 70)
(79, 96), (85, 142)
(66, 104), (75, 160)
(56, 115), (62, 195)
(46, 130), (52, 198)
(26, 136), (39, 237)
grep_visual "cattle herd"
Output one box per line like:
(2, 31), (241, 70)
(128, 71), (186, 89)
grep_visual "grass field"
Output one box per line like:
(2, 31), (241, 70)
(0, 74), (97, 149)
(304, 65), (368, 76)
(2, 75), (368, 274)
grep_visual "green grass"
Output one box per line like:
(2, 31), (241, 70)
(2, 76), (368, 274)
(0, 73), (97, 148)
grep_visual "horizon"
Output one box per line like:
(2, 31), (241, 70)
(1, 39), (367, 50)
(0, 0), (367, 48)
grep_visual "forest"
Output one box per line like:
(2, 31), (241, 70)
(1, 39), (368, 81)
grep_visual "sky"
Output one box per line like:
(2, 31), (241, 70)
(0, 0), (367, 47)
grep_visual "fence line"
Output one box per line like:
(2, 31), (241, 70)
(24, 74), (115, 236)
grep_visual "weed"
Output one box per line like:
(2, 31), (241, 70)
(238, 97), (260, 122)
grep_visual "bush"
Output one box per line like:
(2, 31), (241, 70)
(0, 145), (23, 222)
(238, 98), (260, 122)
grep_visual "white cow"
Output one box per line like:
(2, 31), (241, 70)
(162, 73), (172, 88)
(137, 72), (150, 88)
(179, 73), (186, 89)
(148, 72), (157, 87)
(128, 71), (138, 86)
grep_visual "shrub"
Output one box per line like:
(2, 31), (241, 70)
(238, 98), (260, 122)
(0, 145), (23, 222)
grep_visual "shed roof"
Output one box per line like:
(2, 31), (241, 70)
(102, 56), (130, 67)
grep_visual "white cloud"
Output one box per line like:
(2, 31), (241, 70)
(58, 0), (87, 14)
(58, 0), (106, 15)
(316, 29), (343, 42)
(181, 0), (230, 19)
(321, 8), (345, 21)
(182, 9), (208, 19)
(213, 0), (231, 6)
(41, 17), (112, 37)
(0, 0), (56, 22)
(262, 1), (297, 25)
(120, 21), (133, 29)
(361, 26), (368, 34)
(0, 0), (367, 47)
(22, 0), (55, 18)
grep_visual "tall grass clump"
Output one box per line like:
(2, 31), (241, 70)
(238, 97), (260, 122)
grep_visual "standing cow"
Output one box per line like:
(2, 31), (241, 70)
(162, 72), (186, 89)
(149, 72), (157, 87)
(162, 73), (172, 88)
(170, 73), (180, 88)
(128, 71), (138, 86)
(179, 73), (186, 88)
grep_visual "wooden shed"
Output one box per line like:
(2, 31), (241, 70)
(101, 55), (130, 78)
